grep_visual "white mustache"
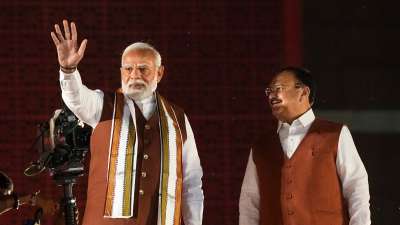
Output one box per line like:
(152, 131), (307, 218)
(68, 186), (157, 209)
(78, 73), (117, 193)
(127, 79), (147, 86)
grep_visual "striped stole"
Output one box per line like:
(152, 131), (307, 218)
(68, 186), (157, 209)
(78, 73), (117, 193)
(104, 91), (183, 225)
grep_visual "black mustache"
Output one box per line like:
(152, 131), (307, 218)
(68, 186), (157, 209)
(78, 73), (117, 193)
(270, 98), (282, 103)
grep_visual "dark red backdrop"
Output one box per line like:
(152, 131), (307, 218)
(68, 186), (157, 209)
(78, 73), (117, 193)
(0, 1), (294, 224)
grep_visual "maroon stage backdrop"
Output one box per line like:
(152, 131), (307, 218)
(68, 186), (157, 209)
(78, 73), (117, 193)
(0, 1), (294, 224)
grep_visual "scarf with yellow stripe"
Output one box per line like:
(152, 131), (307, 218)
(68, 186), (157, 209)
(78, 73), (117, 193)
(103, 91), (183, 225)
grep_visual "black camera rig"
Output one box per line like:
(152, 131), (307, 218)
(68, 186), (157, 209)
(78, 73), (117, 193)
(24, 105), (91, 225)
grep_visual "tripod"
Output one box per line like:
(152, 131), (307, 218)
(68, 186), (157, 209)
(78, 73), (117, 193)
(54, 173), (81, 225)
(24, 107), (91, 225)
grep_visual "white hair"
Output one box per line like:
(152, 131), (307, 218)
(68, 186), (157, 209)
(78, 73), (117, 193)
(121, 42), (162, 67)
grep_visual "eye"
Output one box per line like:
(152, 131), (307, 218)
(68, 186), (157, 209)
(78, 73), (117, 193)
(123, 66), (133, 74)
(275, 86), (283, 92)
(138, 66), (150, 74)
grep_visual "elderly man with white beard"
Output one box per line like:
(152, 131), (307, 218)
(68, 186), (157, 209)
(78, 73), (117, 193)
(51, 19), (204, 225)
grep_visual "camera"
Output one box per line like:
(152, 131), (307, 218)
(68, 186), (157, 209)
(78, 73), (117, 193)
(24, 105), (91, 225)
(24, 106), (91, 178)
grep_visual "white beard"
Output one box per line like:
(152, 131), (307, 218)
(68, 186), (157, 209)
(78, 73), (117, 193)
(121, 78), (158, 101)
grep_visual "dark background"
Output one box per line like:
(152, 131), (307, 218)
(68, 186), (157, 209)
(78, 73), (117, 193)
(0, 0), (398, 225)
(304, 0), (400, 224)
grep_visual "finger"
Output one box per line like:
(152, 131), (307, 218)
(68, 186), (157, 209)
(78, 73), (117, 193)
(50, 32), (60, 46)
(54, 24), (65, 41)
(71, 22), (77, 41)
(63, 20), (71, 40)
(77, 39), (88, 57)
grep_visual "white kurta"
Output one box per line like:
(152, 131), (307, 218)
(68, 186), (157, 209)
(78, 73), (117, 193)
(239, 109), (371, 225)
(59, 70), (204, 225)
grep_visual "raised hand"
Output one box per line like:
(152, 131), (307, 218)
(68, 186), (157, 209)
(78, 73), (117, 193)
(51, 19), (87, 71)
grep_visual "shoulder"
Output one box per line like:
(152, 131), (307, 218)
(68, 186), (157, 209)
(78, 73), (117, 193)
(160, 95), (185, 113)
(171, 102), (185, 117)
(158, 95), (188, 140)
(313, 118), (343, 133)
(158, 94), (186, 118)
(99, 91), (118, 122)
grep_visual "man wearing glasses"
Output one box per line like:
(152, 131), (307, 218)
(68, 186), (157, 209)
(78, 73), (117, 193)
(51, 20), (204, 225)
(239, 67), (370, 225)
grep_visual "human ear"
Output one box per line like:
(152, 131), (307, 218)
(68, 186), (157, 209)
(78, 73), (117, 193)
(299, 86), (310, 102)
(157, 65), (164, 83)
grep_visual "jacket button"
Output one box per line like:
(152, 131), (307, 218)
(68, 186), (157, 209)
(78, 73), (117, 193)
(287, 179), (293, 184)
(286, 193), (293, 199)
(139, 190), (144, 195)
(288, 210), (294, 215)
(141, 172), (147, 178)
(145, 124), (151, 130)
(143, 154), (149, 160)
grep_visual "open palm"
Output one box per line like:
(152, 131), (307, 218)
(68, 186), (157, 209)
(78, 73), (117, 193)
(51, 20), (87, 68)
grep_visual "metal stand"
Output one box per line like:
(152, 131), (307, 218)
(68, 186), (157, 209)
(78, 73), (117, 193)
(54, 175), (79, 225)
(24, 106), (91, 225)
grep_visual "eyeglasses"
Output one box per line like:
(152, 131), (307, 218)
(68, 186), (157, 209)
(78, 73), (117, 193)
(265, 83), (303, 96)
(121, 64), (153, 76)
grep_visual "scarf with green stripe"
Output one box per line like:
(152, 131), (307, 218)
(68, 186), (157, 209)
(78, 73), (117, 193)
(103, 91), (183, 225)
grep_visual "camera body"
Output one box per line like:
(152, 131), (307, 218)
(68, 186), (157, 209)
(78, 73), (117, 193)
(25, 106), (91, 178)
(49, 107), (91, 177)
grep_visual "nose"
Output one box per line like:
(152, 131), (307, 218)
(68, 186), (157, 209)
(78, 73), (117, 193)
(268, 91), (277, 99)
(128, 68), (142, 80)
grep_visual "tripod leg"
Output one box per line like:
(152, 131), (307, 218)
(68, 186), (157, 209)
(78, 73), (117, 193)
(62, 198), (77, 225)
(62, 183), (77, 225)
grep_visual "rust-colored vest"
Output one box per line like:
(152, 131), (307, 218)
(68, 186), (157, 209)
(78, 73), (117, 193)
(252, 119), (349, 225)
(82, 94), (187, 225)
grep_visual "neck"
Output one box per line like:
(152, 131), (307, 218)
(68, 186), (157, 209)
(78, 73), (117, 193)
(133, 93), (155, 104)
(132, 93), (157, 121)
(281, 107), (311, 124)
